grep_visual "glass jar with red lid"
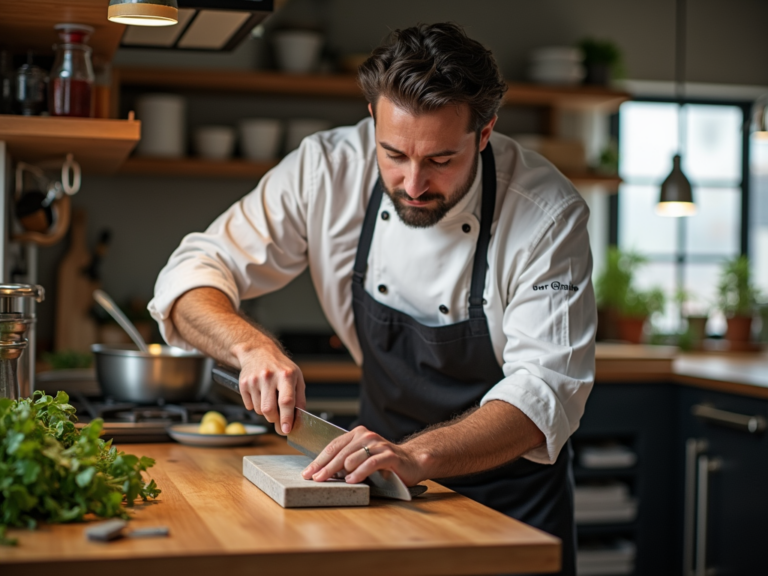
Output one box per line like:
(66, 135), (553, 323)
(49, 23), (95, 118)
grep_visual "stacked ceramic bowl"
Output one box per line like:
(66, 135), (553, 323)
(528, 47), (585, 85)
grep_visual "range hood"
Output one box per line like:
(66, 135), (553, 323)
(119, 0), (274, 52)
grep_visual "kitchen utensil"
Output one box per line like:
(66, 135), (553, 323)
(273, 30), (323, 74)
(239, 118), (282, 161)
(55, 210), (97, 353)
(168, 423), (267, 447)
(285, 119), (331, 153)
(212, 365), (417, 500)
(136, 93), (186, 157)
(0, 284), (45, 400)
(92, 344), (213, 403)
(194, 125), (235, 160)
(93, 289), (148, 353)
(50, 23), (95, 117)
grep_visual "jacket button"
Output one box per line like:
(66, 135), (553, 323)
(439, 304), (449, 314)
(462, 223), (471, 233)
(378, 284), (388, 294)
(381, 211), (390, 221)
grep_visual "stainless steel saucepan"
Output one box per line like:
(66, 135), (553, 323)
(91, 289), (212, 403)
(92, 344), (213, 403)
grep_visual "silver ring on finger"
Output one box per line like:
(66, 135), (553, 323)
(362, 445), (371, 458)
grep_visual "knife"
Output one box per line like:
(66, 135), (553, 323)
(213, 365), (423, 500)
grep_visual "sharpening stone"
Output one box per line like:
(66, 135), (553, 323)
(243, 455), (370, 508)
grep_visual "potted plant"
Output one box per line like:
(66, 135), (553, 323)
(717, 255), (759, 342)
(595, 248), (666, 344)
(676, 289), (709, 349)
(578, 38), (625, 86)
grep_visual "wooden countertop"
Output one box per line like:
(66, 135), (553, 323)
(1, 437), (560, 576)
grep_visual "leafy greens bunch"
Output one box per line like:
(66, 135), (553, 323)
(0, 391), (161, 545)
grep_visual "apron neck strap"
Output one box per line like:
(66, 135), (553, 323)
(353, 142), (497, 318)
(468, 142), (496, 317)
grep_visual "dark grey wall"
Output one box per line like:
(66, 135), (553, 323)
(34, 0), (768, 347)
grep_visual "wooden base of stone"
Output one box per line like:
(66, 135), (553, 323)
(243, 455), (370, 508)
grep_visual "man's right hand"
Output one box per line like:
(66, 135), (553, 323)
(236, 345), (306, 435)
(169, 287), (307, 436)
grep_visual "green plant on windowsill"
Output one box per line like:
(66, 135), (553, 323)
(595, 248), (666, 343)
(578, 37), (626, 85)
(717, 255), (760, 343)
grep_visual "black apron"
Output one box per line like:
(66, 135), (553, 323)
(351, 144), (575, 576)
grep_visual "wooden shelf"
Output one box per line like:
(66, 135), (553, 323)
(0, 115), (140, 174)
(0, 0), (125, 64)
(119, 157), (277, 179)
(117, 67), (631, 112)
(564, 172), (622, 190)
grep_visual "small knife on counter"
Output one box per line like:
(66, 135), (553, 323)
(212, 365), (426, 501)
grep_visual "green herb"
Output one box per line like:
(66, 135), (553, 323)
(578, 37), (626, 79)
(0, 391), (161, 545)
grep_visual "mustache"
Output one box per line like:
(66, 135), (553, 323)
(389, 189), (446, 204)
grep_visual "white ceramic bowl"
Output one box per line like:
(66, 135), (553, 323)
(530, 46), (584, 63)
(168, 423), (268, 447)
(239, 119), (282, 161)
(194, 125), (235, 160)
(273, 30), (324, 74)
(285, 119), (332, 153)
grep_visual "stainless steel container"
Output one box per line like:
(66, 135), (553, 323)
(92, 344), (213, 403)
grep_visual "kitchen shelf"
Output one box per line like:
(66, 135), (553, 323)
(0, 114), (141, 174)
(0, 0), (125, 63)
(116, 67), (632, 112)
(563, 172), (622, 190)
(119, 157), (278, 179)
(118, 158), (623, 189)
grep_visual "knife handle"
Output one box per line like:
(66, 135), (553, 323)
(212, 365), (241, 394)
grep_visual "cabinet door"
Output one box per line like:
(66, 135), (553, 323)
(680, 389), (768, 576)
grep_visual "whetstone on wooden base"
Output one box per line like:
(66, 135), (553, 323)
(243, 455), (370, 508)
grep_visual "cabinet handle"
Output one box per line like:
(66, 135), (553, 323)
(684, 439), (707, 576)
(695, 454), (721, 576)
(692, 404), (766, 434)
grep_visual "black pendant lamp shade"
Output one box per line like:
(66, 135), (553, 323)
(656, 154), (696, 217)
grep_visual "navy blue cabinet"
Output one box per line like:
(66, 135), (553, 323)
(678, 388), (768, 576)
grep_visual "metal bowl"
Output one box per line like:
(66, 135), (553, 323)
(92, 344), (213, 403)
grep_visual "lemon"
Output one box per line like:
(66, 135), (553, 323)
(225, 422), (247, 435)
(201, 411), (227, 429)
(199, 419), (226, 434)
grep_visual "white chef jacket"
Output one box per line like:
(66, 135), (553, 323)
(149, 117), (596, 465)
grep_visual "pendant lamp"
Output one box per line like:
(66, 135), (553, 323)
(656, 0), (696, 217)
(108, 0), (179, 27)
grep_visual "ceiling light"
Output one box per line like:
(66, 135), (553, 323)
(108, 0), (179, 27)
(657, 0), (696, 218)
(656, 155), (696, 217)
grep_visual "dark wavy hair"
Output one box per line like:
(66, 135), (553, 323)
(358, 23), (507, 133)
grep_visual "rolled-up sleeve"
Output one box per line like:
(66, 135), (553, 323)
(481, 196), (596, 464)
(148, 139), (319, 349)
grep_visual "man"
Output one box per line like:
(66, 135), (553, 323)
(150, 23), (595, 576)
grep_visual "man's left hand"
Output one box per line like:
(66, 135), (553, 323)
(301, 426), (424, 487)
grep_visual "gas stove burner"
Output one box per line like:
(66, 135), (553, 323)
(100, 403), (188, 424)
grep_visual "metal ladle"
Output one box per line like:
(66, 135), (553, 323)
(93, 289), (149, 353)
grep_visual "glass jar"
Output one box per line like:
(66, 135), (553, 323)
(15, 54), (47, 116)
(49, 23), (95, 118)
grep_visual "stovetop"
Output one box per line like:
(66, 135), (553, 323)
(71, 391), (268, 443)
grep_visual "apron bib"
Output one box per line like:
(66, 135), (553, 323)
(351, 144), (575, 576)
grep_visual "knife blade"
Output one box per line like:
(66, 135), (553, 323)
(289, 408), (413, 501)
(213, 365), (417, 500)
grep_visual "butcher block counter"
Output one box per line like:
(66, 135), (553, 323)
(1, 436), (560, 576)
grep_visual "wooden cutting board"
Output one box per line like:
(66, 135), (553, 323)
(55, 209), (98, 352)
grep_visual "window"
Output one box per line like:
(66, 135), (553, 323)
(616, 100), (749, 333)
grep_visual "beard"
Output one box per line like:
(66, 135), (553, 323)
(379, 150), (479, 229)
